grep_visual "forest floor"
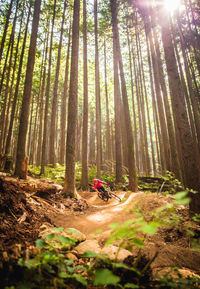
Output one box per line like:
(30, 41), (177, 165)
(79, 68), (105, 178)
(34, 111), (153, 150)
(1, 175), (200, 288)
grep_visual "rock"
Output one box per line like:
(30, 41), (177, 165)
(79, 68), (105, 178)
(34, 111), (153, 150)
(39, 224), (85, 250)
(39, 225), (85, 243)
(64, 228), (86, 242)
(91, 230), (112, 247)
(38, 222), (54, 236)
(101, 245), (132, 262)
(74, 240), (101, 255)
(178, 268), (200, 279)
(66, 252), (78, 261)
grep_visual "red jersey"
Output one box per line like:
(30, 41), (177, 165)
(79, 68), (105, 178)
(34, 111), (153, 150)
(93, 179), (104, 190)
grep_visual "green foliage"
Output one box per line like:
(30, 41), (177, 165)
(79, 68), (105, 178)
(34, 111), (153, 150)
(192, 214), (200, 223)
(15, 233), (140, 288)
(94, 268), (120, 286)
(17, 232), (87, 288)
(163, 171), (184, 193)
(157, 268), (200, 289)
(10, 190), (200, 289)
(29, 163), (126, 190)
(29, 164), (65, 184)
(106, 212), (162, 249)
(87, 165), (97, 183)
(101, 172), (116, 183)
(174, 191), (191, 205)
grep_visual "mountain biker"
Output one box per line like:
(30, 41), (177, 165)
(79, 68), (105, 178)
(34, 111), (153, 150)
(93, 179), (109, 198)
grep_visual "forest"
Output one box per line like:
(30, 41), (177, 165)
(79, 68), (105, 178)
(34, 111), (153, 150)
(0, 0), (200, 288)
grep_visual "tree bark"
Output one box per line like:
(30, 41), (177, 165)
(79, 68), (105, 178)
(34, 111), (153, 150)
(49, 0), (67, 166)
(81, 0), (89, 189)
(0, 0), (19, 152)
(104, 38), (112, 162)
(5, 5), (31, 155)
(40, 0), (56, 175)
(36, 30), (49, 166)
(160, 10), (200, 214)
(0, 0), (14, 67)
(89, 111), (96, 164)
(15, 0), (41, 178)
(63, 0), (80, 197)
(94, 0), (102, 178)
(59, 23), (71, 165)
(110, 0), (137, 191)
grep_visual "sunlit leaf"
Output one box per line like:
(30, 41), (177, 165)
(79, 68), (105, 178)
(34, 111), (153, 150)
(174, 198), (190, 205)
(132, 238), (143, 247)
(66, 229), (81, 234)
(36, 238), (45, 249)
(109, 223), (119, 229)
(44, 233), (55, 240)
(94, 269), (120, 286)
(53, 227), (64, 232)
(59, 272), (71, 278)
(65, 259), (74, 265)
(24, 259), (40, 269)
(82, 251), (105, 260)
(174, 191), (188, 200)
(140, 223), (158, 235)
(72, 273), (88, 286)
(112, 262), (140, 274)
(56, 235), (74, 244)
(124, 283), (139, 288)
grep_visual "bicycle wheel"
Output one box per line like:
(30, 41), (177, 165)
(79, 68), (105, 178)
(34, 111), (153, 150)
(109, 192), (121, 202)
(98, 192), (109, 202)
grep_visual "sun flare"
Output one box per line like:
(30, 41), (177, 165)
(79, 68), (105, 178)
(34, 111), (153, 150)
(163, 0), (181, 12)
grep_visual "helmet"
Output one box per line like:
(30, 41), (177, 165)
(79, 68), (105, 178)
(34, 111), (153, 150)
(93, 179), (98, 183)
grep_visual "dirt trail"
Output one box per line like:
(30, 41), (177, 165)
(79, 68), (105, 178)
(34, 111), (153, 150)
(52, 191), (139, 236)
(1, 176), (200, 280)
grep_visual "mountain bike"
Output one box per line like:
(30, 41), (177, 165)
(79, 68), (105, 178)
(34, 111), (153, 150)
(97, 191), (121, 202)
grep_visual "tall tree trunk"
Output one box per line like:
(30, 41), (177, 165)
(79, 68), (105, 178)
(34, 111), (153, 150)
(0, 0), (14, 67)
(76, 114), (82, 162)
(110, 0), (137, 191)
(160, 10), (200, 214)
(145, 24), (163, 174)
(63, 0), (80, 197)
(183, 0), (200, 77)
(0, 0), (19, 99)
(81, 0), (89, 189)
(131, 45), (140, 172)
(5, 5), (31, 155)
(41, 0), (56, 175)
(94, 0), (102, 178)
(89, 111), (96, 164)
(0, 0), (19, 152)
(128, 24), (139, 172)
(136, 70), (146, 175)
(27, 97), (34, 157)
(49, 0), (66, 166)
(111, 4), (123, 183)
(36, 31), (49, 166)
(177, 17), (200, 151)
(136, 32), (150, 174)
(15, 0), (41, 178)
(172, 24), (197, 146)
(151, 16), (181, 179)
(60, 23), (71, 165)
(104, 38), (112, 162)
(3, 1), (25, 153)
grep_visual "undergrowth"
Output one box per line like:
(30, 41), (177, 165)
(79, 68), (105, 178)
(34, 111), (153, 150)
(28, 164), (184, 194)
(3, 189), (200, 289)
